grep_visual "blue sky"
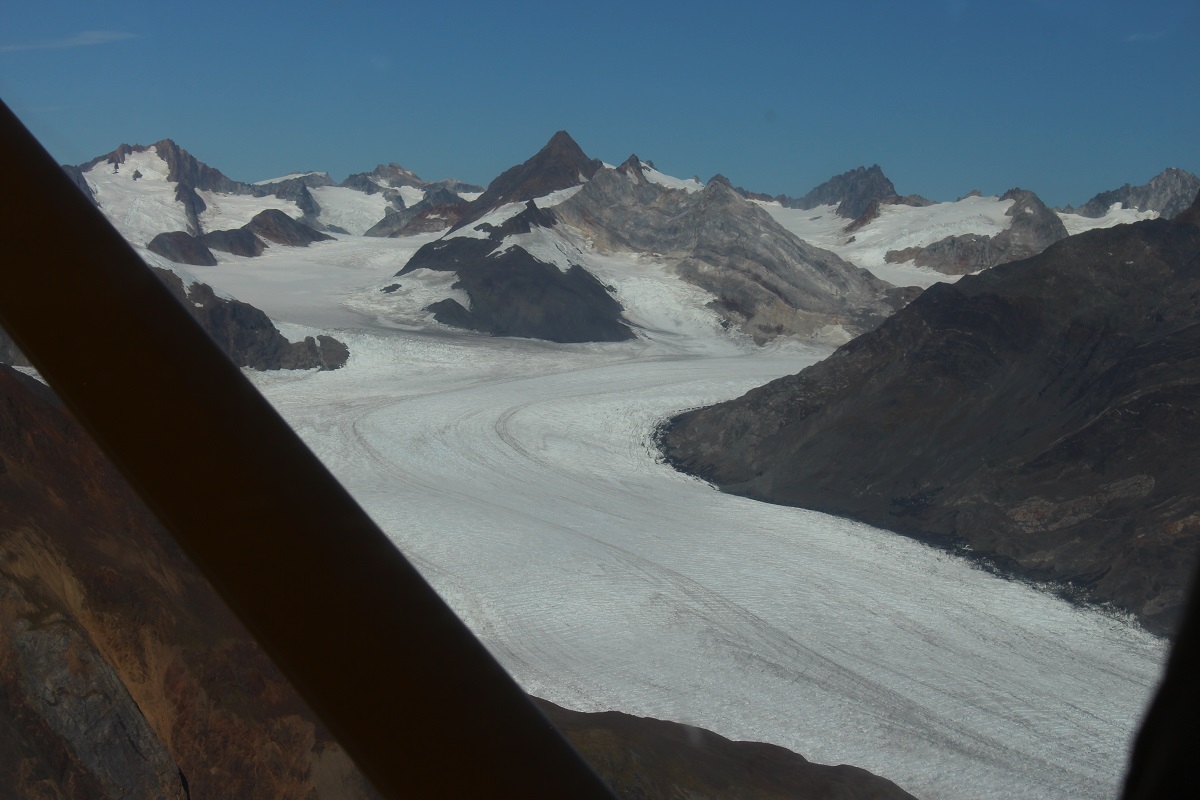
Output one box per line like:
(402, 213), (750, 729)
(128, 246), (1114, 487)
(2, 0), (1196, 207)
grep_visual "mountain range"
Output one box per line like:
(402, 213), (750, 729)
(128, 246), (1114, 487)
(59, 132), (1198, 352)
(662, 192), (1200, 637)
(3, 127), (1197, 798)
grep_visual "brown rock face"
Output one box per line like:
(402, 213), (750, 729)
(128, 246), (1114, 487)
(146, 231), (218, 266)
(0, 365), (379, 799)
(536, 699), (919, 800)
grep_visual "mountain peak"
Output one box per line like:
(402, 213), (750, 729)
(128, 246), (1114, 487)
(450, 131), (603, 231)
(790, 165), (899, 219)
(616, 154), (647, 184)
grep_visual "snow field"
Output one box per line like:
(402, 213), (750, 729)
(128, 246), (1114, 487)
(85, 149), (193, 245)
(119, 169), (1173, 799)
(1058, 203), (1159, 235)
(239, 329), (1165, 800)
(309, 186), (391, 236)
(197, 189), (298, 233)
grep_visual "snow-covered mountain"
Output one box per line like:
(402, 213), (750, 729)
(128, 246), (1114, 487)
(69, 136), (1200, 350)
(12, 130), (1187, 800)
(387, 133), (906, 344)
(75, 139), (479, 246)
(752, 165), (1195, 287)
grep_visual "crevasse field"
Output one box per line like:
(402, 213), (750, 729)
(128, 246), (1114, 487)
(190, 232), (1167, 800)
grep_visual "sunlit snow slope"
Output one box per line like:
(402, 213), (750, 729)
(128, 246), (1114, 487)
(191, 238), (1168, 800)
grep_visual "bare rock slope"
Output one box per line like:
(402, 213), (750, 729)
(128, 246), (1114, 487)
(556, 163), (907, 340)
(662, 193), (1200, 636)
(884, 189), (1068, 274)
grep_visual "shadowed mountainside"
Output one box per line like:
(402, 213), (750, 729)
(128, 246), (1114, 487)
(661, 193), (1200, 636)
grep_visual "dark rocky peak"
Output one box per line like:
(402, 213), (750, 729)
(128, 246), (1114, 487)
(616, 154), (647, 184)
(95, 142), (147, 170)
(146, 231), (217, 266)
(151, 138), (245, 194)
(473, 200), (559, 239)
(1070, 167), (1200, 220)
(258, 178), (322, 218)
(200, 227), (267, 257)
(245, 209), (334, 246)
(450, 130), (603, 231)
(342, 162), (426, 193)
(1000, 187), (1068, 238)
(363, 187), (473, 238)
(696, 174), (746, 210)
(733, 184), (776, 203)
(422, 186), (468, 208)
(428, 177), (484, 195)
(893, 193), (934, 207)
(843, 200), (883, 234)
(785, 164), (899, 220)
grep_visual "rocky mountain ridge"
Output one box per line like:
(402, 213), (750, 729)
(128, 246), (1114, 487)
(394, 133), (909, 343)
(882, 188), (1069, 274)
(1065, 167), (1200, 220)
(661, 191), (1200, 637)
(556, 163), (911, 340)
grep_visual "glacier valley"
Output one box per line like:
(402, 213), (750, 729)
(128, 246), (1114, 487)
(196, 236), (1168, 800)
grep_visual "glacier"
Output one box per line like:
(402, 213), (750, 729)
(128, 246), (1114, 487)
(198, 238), (1168, 800)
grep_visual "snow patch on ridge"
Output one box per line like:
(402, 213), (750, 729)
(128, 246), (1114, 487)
(397, 185), (426, 208)
(84, 148), (192, 245)
(642, 164), (704, 193)
(763, 196), (1017, 287)
(1058, 203), (1158, 235)
(311, 186), (390, 235)
(254, 172), (329, 185)
(198, 190), (298, 232)
(496, 231), (585, 273)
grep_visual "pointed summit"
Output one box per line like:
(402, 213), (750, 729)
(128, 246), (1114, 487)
(789, 165), (898, 219)
(451, 131), (603, 231)
(615, 154), (647, 184)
